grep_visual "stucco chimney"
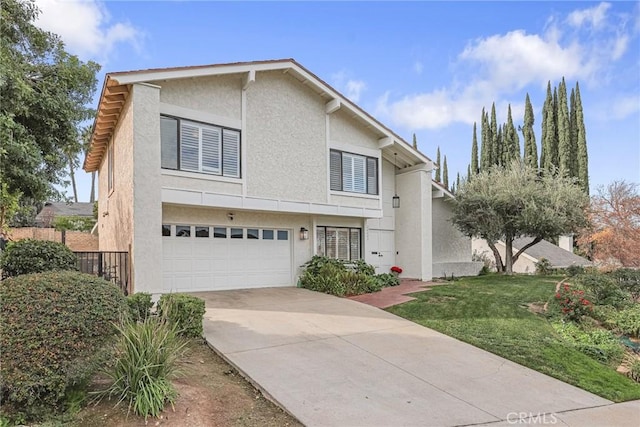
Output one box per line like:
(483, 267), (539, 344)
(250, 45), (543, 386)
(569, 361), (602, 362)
(558, 235), (574, 252)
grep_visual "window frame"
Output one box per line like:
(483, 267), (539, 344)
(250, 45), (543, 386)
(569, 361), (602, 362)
(316, 226), (362, 261)
(160, 114), (241, 178)
(329, 149), (378, 195)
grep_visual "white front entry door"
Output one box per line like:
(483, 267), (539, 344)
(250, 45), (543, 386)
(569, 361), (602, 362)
(365, 229), (395, 274)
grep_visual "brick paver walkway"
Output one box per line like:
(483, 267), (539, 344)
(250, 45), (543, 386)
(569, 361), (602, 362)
(348, 279), (442, 309)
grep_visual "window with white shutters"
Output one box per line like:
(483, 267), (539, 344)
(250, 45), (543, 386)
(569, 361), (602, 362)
(329, 149), (378, 195)
(316, 226), (361, 261)
(161, 115), (240, 178)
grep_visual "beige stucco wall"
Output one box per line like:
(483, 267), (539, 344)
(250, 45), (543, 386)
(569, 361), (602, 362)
(394, 168), (433, 280)
(98, 95), (134, 254)
(131, 83), (163, 294)
(245, 71), (326, 202)
(432, 197), (472, 263)
(472, 238), (537, 274)
(161, 174), (242, 195)
(159, 74), (242, 122)
(330, 108), (379, 150)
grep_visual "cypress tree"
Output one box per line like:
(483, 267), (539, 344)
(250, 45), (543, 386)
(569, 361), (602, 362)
(557, 77), (572, 177)
(523, 93), (538, 169)
(471, 122), (479, 175)
(456, 172), (461, 191)
(480, 108), (492, 171)
(505, 104), (520, 164)
(575, 82), (589, 194)
(496, 124), (503, 166)
(569, 87), (579, 177)
(490, 103), (499, 166)
(540, 82), (551, 171)
(552, 87), (560, 170)
(443, 155), (449, 189)
(467, 164), (472, 181)
(435, 146), (441, 182)
(412, 133), (418, 149)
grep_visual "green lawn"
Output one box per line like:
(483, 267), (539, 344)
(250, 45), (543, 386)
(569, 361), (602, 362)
(387, 274), (640, 402)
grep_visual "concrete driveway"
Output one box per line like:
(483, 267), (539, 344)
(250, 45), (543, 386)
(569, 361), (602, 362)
(192, 287), (637, 427)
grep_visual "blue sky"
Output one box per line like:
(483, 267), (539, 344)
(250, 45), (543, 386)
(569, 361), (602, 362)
(34, 1), (639, 201)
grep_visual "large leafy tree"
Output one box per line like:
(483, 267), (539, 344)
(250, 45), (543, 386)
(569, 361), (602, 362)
(0, 0), (100, 216)
(452, 161), (588, 274)
(578, 181), (640, 268)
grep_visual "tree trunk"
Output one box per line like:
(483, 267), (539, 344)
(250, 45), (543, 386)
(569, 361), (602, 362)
(89, 171), (96, 203)
(513, 236), (543, 266)
(68, 154), (78, 203)
(487, 240), (505, 273)
(505, 235), (513, 275)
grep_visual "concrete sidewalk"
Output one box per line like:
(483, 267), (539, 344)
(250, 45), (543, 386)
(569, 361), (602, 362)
(193, 287), (637, 427)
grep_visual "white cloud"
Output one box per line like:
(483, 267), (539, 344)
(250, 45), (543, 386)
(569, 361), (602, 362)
(331, 70), (366, 103)
(34, 0), (142, 60)
(376, 3), (635, 131)
(610, 94), (640, 120)
(567, 2), (611, 30)
(413, 61), (423, 74)
(346, 80), (366, 103)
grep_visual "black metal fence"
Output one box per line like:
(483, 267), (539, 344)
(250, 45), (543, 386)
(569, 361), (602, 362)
(75, 251), (130, 295)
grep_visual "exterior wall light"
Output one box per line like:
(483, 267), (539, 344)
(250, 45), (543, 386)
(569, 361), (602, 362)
(300, 227), (309, 240)
(392, 194), (400, 209)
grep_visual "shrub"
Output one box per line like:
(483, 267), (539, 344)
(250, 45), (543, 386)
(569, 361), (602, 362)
(375, 272), (400, 287)
(612, 268), (640, 302)
(612, 306), (640, 338)
(590, 305), (618, 327)
(554, 282), (593, 322)
(340, 270), (382, 296)
(127, 292), (154, 322)
(575, 271), (631, 308)
(0, 271), (127, 422)
(157, 294), (206, 338)
(626, 357), (640, 383)
(0, 239), (78, 278)
(352, 259), (376, 276)
(96, 317), (186, 419)
(552, 322), (625, 366)
(535, 258), (553, 275)
(565, 264), (586, 277)
(301, 255), (346, 276)
(299, 263), (347, 296)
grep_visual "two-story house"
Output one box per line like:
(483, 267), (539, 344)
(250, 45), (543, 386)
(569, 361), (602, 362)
(83, 59), (479, 295)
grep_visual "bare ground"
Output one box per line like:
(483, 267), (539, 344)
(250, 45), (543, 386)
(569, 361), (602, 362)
(70, 340), (301, 427)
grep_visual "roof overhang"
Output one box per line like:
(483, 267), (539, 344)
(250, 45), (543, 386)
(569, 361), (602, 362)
(83, 58), (433, 172)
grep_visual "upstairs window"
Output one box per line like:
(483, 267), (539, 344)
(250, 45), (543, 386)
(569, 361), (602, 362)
(330, 150), (377, 195)
(161, 115), (240, 178)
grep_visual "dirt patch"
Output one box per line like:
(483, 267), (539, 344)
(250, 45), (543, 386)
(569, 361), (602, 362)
(71, 341), (301, 427)
(527, 302), (547, 315)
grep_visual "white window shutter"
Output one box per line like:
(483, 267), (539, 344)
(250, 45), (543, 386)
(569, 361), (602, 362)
(330, 150), (342, 191)
(352, 156), (366, 193)
(201, 127), (221, 173)
(342, 154), (353, 192)
(223, 130), (240, 178)
(180, 123), (200, 172)
(367, 157), (377, 195)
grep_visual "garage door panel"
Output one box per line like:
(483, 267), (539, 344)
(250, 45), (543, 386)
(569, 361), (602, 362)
(163, 226), (292, 292)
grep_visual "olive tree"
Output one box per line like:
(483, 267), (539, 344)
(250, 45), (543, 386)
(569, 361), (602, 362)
(452, 161), (588, 274)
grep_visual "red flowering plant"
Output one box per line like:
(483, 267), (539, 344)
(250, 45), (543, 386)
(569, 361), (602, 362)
(390, 266), (403, 275)
(555, 283), (593, 322)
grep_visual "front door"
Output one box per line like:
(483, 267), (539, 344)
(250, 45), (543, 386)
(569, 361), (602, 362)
(365, 229), (395, 274)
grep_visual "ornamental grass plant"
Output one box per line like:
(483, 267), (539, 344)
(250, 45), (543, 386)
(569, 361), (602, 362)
(95, 316), (187, 419)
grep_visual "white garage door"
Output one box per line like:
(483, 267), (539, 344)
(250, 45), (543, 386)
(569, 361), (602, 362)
(162, 225), (292, 292)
